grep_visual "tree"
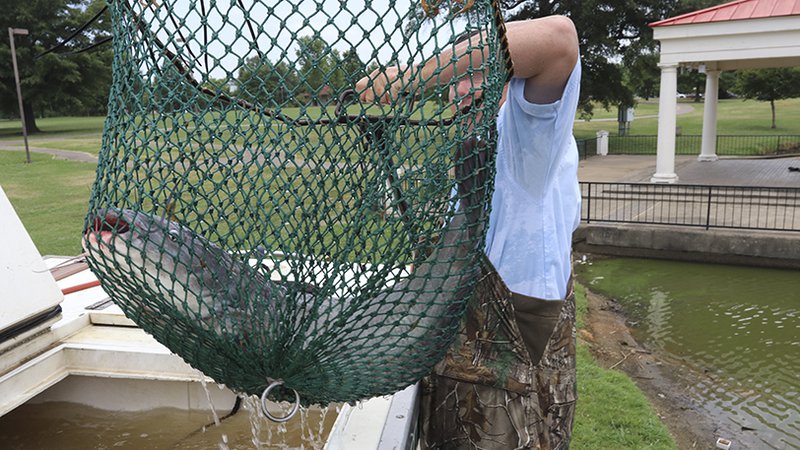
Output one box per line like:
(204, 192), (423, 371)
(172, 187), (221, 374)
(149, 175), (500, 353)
(237, 56), (300, 107)
(623, 51), (659, 100)
(499, 0), (685, 117)
(733, 68), (800, 129)
(1, 0), (113, 132)
(410, 0), (688, 117)
(718, 71), (737, 98)
(336, 49), (366, 90)
(296, 35), (342, 104)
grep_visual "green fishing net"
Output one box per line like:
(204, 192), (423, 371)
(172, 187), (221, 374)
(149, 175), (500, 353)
(84, 0), (510, 407)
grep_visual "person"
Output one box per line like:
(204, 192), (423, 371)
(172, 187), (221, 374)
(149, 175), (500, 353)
(356, 15), (581, 449)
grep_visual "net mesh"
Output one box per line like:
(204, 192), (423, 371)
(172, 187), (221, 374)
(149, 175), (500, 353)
(84, 0), (509, 405)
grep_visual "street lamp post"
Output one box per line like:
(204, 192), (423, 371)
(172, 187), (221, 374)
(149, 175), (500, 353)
(8, 27), (31, 163)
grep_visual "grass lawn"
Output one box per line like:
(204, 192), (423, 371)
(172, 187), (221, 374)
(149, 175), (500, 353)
(572, 285), (676, 449)
(3, 97), (798, 155)
(0, 116), (107, 155)
(0, 152), (94, 255)
(0, 116), (106, 138)
(573, 97), (800, 140)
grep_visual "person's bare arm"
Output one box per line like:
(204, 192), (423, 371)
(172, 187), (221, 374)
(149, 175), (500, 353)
(504, 16), (579, 104)
(356, 16), (579, 105)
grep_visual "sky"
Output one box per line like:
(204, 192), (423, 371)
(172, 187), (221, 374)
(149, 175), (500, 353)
(135, 0), (483, 80)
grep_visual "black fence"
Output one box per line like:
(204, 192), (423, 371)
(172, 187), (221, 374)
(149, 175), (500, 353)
(604, 134), (800, 156)
(575, 138), (597, 160)
(581, 182), (800, 232)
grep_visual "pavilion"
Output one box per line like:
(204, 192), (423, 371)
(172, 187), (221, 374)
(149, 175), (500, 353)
(649, 0), (800, 183)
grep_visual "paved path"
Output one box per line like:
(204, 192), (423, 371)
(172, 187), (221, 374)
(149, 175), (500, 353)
(0, 143), (98, 163)
(676, 157), (800, 187)
(578, 154), (800, 187)
(3, 126), (799, 190)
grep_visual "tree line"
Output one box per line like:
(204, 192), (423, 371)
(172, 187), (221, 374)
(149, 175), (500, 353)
(230, 36), (370, 108)
(3, 0), (800, 132)
(143, 35), (372, 114)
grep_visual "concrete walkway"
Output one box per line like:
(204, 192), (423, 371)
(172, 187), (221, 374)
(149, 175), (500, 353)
(3, 134), (799, 188)
(579, 154), (800, 187)
(0, 143), (98, 163)
(3, 139), (799, 189)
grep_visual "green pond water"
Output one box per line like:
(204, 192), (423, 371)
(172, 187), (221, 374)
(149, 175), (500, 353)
(575, 257), (799, 450)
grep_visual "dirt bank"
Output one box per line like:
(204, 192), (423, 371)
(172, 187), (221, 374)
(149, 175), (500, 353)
(581, 288), (757, 450)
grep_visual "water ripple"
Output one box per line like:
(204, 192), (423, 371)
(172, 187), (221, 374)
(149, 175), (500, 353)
(576, 258), (800, 449)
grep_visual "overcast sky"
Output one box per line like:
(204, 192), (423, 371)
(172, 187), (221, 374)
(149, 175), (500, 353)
(136, 0), (478, 79)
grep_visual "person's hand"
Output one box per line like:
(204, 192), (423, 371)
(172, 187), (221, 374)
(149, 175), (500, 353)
(356, 65), (416, 104)
(450, 71), (485, 113)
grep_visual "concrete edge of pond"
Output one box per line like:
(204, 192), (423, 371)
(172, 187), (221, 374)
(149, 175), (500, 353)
(574, 224), (800, 270)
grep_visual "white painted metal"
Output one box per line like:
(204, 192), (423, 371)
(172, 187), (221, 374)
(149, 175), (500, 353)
(378, 383), (419, 450)
(0, 323), (224, 415)
(325, 396), (393, 449)
(324, 383), (419, 450)
(0, 186), (63, 338)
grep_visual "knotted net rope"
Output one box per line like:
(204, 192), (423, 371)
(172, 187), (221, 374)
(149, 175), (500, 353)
(84, 0), (511, 406)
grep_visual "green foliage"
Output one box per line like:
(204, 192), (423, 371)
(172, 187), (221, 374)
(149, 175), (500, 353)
(237, 57), (298, 107)
(501, 0), (682, 117)
(0, 0), (112, 124)
(734, 68), (800, 102)
(296, 36), (337, 94)
(623, 52), (660, 100)
(733, 68), (800, 128)
(672, 0), (729, 15)
(234, 37), (366, 108)
(677, 68), (705, 100)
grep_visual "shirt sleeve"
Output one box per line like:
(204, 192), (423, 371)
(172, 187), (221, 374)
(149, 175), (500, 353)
(496, 61), (581, 199)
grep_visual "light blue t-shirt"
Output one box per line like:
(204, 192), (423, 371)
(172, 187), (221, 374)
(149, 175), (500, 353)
(484, 59), (582, 300)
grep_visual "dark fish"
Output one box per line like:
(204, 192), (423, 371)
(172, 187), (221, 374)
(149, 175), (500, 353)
(82, 207), (286, 332)
(327, 138), (490, 361)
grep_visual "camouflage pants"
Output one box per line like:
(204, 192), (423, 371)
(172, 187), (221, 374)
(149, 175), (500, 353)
(419, 259), (577, 449)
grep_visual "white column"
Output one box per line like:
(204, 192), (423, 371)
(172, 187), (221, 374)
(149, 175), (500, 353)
(651, 63), (679, 183)
(699, 69), (720, 162)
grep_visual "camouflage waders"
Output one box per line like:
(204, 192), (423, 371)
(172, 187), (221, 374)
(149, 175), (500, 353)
(419, 257), (577, 449)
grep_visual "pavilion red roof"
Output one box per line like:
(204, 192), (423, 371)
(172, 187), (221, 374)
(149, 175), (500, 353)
(650, 0), (800, 27)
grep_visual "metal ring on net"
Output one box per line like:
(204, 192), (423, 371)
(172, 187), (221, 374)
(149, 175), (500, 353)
(260, 380), (301, 423)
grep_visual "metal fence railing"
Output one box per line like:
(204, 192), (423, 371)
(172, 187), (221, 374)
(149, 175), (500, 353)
(575, 138), (597, 160)
(605, 134), (800, 156)
(581, 182), (800, 232)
